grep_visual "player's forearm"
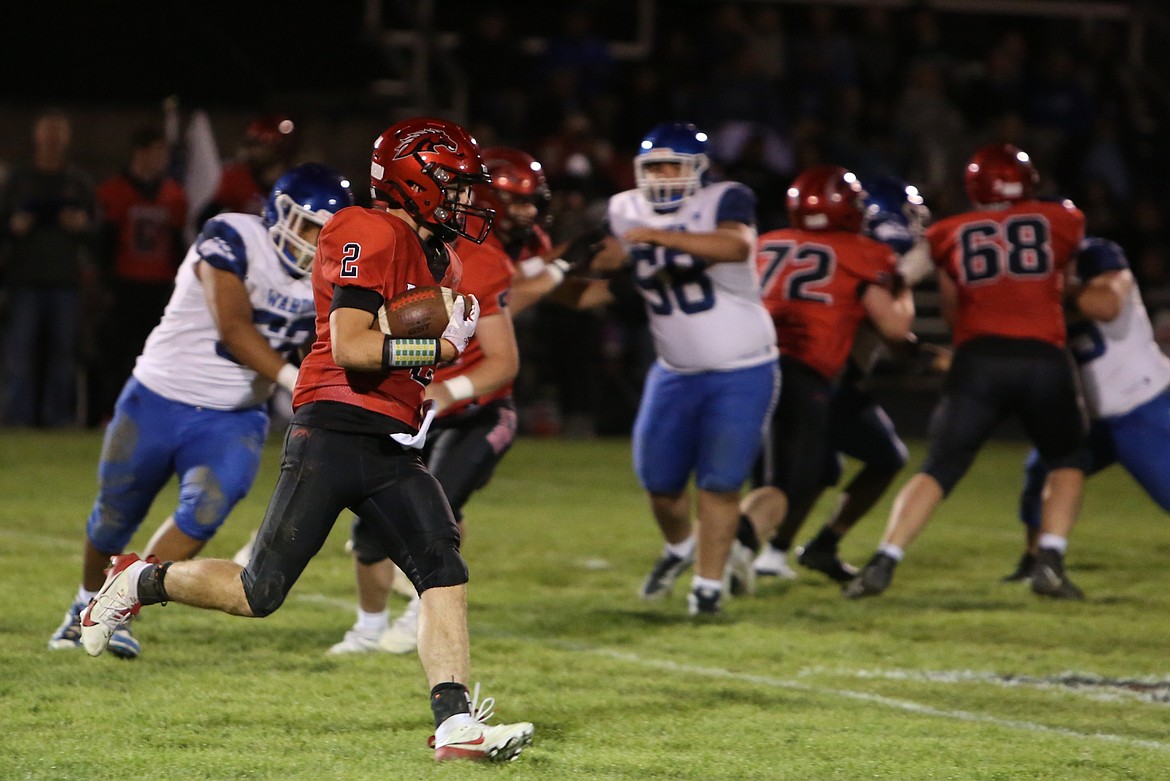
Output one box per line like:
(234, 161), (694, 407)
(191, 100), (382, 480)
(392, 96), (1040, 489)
(219, 324), (294, 384)
(650, 227), (753, 264)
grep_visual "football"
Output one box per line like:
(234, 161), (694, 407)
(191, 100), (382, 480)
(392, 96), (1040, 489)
(374, 285), (467, 339)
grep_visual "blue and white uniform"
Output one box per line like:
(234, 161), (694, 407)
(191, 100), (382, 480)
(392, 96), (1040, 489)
(609, 181), (779, 494)
(1020, 238), (1170, 525)
(88, 213), (315, 551)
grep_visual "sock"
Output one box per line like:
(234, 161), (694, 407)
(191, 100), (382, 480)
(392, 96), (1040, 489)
(77, 586), (98, 604)
(877, 543), (905, 562)
(664, 535), (696, 560)
(355, 608), (389, 634)
(1038, 533), (1068, 554)
(692, 575), (723, 594)
(430, 682), (471, 729)
(736, 514), (760, 552)
(137, 561), (171, 606)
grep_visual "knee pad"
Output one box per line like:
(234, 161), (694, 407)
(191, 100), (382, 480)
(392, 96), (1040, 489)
(86, 502), (138, 554)
(409, 544), (469, 594)
(349, 515), (389, 565)
(173, 466), (236, 542)
(919, 455), (973, 497)
(241, 567), (289, 618)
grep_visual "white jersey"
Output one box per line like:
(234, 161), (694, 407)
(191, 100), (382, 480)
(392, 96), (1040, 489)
(608, 181), (777, 373)
(133, 213), (315, 410)
(1068, 281), (1170, 418)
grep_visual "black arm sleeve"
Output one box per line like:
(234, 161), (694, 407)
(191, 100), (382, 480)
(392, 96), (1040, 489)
(330, 284), (384, 315)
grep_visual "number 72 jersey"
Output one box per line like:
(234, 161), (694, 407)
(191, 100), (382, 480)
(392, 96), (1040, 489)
(926, 199), (1084, 347)
(607, 181), (777, 373)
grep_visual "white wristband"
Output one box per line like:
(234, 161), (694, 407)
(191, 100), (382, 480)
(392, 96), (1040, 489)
(443, 375), (476, 402)
(518, 257), (546, 278)
(546, 258), (570, 286)
(277, 364), (299, 393)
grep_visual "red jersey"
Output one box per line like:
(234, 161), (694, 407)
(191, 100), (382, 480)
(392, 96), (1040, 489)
(433, 235), (516, 416)
(96, 174), (188, 283)
(295, 207), (462, 428)
(926, 199), (1084, 347)
(213, 163), (266, 216)
(757, 228), (897, 380)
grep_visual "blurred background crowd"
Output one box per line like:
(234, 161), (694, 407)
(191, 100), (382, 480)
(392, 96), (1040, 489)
(1, 0), (1169, 436)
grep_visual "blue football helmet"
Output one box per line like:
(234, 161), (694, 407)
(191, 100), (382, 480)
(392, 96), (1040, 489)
(265, 162), (355, 276)
(862, 175), (930, 255)
(634, 122), (710, 211)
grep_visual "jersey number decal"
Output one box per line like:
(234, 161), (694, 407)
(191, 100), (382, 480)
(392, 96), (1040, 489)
(217, 310), (314, 364)
(340, 243), (361, 278)
(958, 217), (1051, 284)
(758, 241), (836, 304)
(632, 246), (715, 316)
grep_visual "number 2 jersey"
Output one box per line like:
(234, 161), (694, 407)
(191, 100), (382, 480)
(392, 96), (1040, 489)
(607, 181), (776, 373)
(756, 229), (897, 380)
(133, 213), (314, 410)
(926, 199), (1085, 347)
(294, 206), (463, 430)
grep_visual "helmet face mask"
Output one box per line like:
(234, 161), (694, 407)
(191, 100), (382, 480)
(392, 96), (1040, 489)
(787, 165), (866, 232)
(473, 147), (551, 243)
(634, 122), (709, 211)
(863, 176), (930, 239)
(265, 163), (355, 276)
(370, 118), (494, 243)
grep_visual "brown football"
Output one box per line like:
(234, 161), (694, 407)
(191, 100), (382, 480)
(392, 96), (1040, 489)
(373, 285), (467, 339)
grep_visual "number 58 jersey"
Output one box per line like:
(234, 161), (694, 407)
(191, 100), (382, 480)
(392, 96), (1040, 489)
(607, 181), (777, 373)
(926, 199), (1084, 347)
(133, 213), (315, 410)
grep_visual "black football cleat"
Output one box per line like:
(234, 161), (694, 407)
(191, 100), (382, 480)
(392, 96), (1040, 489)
(1001, 552), (1036, 583)
(797, 541), (859, 584)
(1030, 549), (1084, 600)
(843, 552), (898, 599)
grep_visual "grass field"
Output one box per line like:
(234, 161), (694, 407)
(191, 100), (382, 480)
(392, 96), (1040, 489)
(3, 429), (1169, 780)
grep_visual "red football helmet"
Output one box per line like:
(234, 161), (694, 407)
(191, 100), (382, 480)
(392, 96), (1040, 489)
(473, 147), (551, 242)
(964, 143), (1038, 205)
(244, 114), (299, 160)
(370, 117), (494, 243)
(787, 165), (866, 232)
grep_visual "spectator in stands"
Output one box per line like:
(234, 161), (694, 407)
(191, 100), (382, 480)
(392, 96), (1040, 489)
(0, 109), (97, 427)
(90, 126), (188, 424)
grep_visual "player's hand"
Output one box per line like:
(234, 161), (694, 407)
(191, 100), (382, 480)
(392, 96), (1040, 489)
(558, 229), (608, 273)
(441, 294), (479, 358)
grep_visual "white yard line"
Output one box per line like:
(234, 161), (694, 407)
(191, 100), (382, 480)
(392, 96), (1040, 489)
(295, 592), (1170, 754)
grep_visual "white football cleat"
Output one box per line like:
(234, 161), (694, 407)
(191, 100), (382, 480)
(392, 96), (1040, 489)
(753, 546), (798, 580)
(327, 628), (385, 655)
(725, 540), (758, 596)
(80, 554), (150, 657)
(379, 597), (419, 654)
(231, 531), (257, 567)
(432, 684), (534, 762)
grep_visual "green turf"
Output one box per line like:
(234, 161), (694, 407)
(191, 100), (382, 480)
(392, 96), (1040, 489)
(3, 430), (1169, 780)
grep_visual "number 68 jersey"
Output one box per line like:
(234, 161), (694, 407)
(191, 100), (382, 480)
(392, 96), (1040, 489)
(607, 181), (777, 373)
(926, 199), (1084, 347)
(133, 213), (315, 410)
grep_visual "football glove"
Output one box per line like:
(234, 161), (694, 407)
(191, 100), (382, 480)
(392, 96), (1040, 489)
(558, 228), (608, 274)
(441, 294), (479, 357)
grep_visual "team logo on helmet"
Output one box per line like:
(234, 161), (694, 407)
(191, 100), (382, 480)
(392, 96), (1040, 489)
(393, 129), (458, 161)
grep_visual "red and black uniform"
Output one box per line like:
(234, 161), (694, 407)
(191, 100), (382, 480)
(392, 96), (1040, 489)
(752, 228), (896, 506)
(352, 236), (519, 561)
(242, 207), (469, 616)
(94, 170), (188, 422)
(920, 199), (1088, 493)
